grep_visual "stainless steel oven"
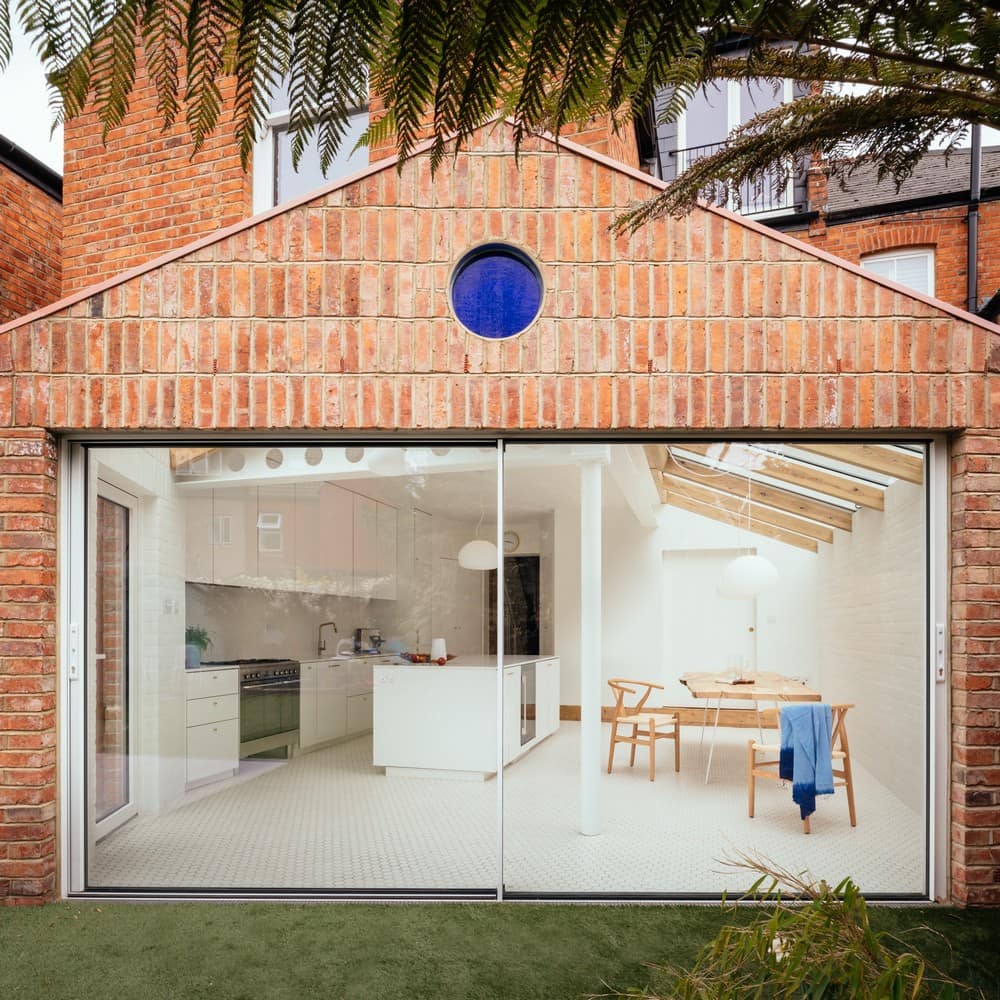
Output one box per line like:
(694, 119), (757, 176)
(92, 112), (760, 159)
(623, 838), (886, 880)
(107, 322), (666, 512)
(203, 658), (300, 758)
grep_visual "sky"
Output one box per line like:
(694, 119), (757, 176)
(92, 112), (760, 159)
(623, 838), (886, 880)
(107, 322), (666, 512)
(0, 23), (64, 173)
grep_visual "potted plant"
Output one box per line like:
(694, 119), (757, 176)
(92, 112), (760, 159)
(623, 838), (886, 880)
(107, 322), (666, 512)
(185, 625), (212, 669)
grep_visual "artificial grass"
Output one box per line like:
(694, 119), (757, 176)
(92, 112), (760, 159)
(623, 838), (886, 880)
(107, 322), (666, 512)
(1, 901), (998, 999)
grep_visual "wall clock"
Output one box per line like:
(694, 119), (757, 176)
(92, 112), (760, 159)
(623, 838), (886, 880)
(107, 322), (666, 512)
(503, 530), (520, 553)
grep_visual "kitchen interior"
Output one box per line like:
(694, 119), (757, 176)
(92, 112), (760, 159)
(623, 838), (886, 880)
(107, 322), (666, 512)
(84, 441), (931, 895)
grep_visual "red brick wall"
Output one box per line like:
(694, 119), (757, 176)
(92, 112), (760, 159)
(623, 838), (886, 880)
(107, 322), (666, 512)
(0, 126), (998, 903)
(791, 201), (1000, 314)
(61, 48), (252, 296)
(0, 166), (61, 323)
(951, 430), (1000, 906)
(0, 431), (57, 904)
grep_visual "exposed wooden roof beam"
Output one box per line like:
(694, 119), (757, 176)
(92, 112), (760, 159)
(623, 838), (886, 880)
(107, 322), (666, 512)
(679, 442), (885, 511)
(659, 474), (834, 544)
(662, 454), (853, 532)
(662, 492), (819, 553)
(170, 447), (218, 470)
(790, 443), (924, 485)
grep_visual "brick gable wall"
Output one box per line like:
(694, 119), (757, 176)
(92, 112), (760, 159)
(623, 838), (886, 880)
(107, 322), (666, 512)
(1, 127), (998, 904)
(0, 166), (61, 323)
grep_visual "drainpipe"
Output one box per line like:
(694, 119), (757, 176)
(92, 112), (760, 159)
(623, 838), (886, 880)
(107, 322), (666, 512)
(968, 124), (982, 314)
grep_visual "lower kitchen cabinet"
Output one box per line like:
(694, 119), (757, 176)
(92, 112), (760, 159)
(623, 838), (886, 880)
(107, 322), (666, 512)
(346, 693), (373, 735)
(300, 659), (347, 750)
(535, 657), (561, 740)
(502, 667), (521, 764)
(300, 658), (374, 750)
(185, 669), (239, 787)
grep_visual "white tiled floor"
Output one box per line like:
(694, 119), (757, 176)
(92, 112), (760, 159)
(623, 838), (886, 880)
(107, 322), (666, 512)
(91, 723), (925, 895)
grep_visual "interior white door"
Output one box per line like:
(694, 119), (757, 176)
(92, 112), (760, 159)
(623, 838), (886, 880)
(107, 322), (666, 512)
(662, 549), (757, 686)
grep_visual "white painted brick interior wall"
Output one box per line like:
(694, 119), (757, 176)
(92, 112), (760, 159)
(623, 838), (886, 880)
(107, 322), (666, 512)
(815, 479), (927, 814)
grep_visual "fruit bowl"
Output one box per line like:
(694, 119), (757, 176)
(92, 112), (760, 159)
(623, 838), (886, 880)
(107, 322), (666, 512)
(399, 652), (457, 663)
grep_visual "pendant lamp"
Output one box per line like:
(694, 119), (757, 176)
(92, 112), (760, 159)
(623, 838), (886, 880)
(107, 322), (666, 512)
(719, 464), (779, 598)
(458, 501), (498, 570)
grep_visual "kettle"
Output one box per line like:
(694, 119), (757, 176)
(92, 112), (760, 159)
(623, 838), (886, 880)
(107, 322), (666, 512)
(336, 637), (355, 657)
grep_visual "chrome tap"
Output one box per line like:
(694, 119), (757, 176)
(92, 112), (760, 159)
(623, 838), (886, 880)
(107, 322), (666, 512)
(318, 620), (338, 656)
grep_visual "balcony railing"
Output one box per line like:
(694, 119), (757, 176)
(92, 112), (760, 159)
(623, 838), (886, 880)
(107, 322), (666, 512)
(671, 141), (798, 217)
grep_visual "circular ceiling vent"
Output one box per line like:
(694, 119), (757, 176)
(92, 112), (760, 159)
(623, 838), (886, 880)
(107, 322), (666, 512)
(449, 243), (544, 340)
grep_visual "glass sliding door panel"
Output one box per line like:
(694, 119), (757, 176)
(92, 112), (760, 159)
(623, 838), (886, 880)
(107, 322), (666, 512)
(81, 444), (499, 893)
(500, 441), (929, 897)
(94, 496), (130, 821)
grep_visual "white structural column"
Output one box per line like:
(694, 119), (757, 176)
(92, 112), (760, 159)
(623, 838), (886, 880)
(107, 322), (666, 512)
(577, 446), (609, 836)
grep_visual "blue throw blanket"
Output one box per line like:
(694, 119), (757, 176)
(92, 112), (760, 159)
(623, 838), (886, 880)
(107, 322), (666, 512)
(779, 704), (834, 820)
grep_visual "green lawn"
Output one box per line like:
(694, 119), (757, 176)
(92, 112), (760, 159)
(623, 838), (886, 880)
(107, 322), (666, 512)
(1, 901), (998, 999)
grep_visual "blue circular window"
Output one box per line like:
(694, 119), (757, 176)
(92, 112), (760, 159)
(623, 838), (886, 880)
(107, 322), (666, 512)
(449, 244), (543, 339)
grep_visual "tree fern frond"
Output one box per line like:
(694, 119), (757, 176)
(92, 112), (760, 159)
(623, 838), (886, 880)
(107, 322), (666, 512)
(512, 0), (576, 146)
(0, 0), (12, 68)
(141, 0), (187, 127)
(91, 0), (140, 138)
(182, 0), (235, 150)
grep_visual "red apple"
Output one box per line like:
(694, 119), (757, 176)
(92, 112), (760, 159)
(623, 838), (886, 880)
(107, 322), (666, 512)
(437, 656), (447, 666)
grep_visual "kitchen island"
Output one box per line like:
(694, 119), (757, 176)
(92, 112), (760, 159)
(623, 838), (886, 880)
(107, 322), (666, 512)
(373, 655), (560, 779)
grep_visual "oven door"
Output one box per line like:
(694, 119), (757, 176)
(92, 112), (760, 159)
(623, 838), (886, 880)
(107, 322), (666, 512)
(240, 677), (300, 750)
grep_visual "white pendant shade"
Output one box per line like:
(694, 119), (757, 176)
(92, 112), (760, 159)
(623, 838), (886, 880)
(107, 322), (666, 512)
(458, 539), (498, 570)
(719, 553), (779, 598)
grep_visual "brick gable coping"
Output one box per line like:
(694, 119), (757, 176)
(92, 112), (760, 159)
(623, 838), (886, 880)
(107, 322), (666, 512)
(3, 117), (999, 345)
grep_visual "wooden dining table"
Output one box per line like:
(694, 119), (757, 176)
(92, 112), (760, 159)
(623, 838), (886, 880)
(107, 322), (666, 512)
(679, 671), (821, 783)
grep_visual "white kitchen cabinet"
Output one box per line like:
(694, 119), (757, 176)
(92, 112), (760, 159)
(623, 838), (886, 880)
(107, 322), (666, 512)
(353, 494), (378, 599)
(185, 668), (239, 787)
(502, 666), (522, 765)
(374, 501), (398, 600)
(316, 661), (348, 743)
(212, 487), (255, 586)
(299, 662), (319, 749)
(257, 485), (297, 590)
(293, 482), (324, 592)
(346, 693), (373, 735)
(322, 484), (355, 596)
(535, 657), (561, 740)
(300, 659), (349, 751)
(183, 495), (213, 583)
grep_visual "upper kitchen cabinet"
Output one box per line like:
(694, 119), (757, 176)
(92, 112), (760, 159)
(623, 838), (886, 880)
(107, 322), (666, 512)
(212, 488), (256, 586)
(354, 495), (398, 600)
(294, 482), (354, 596)
(374, 502), (398, 600)
(353, 494), (378, 599)
(256, 485), (297, 590)
(183, 494), (213, 583)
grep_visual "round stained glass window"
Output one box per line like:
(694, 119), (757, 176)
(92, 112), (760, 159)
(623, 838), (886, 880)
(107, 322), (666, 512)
(449, 244), (544, 340)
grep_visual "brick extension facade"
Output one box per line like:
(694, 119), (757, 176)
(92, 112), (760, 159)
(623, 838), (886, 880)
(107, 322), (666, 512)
(0, 150), (61, 324)
(3, 123), (1000, 906)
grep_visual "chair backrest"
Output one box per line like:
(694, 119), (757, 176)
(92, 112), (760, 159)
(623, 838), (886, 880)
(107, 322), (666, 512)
(781, 702), (853, 755)
(607, 677), (664, 718)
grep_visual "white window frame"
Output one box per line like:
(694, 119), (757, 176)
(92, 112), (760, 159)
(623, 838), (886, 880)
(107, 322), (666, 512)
(860, 248), (936, 298)
(252, 104), (370, 214)
(675, 77), (795, 218)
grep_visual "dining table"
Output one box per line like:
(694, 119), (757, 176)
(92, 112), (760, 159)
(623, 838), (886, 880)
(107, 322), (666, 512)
(679, 670), (821, 783)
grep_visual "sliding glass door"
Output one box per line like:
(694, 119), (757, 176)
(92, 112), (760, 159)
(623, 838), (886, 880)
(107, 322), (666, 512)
(66, 438), (936, 898)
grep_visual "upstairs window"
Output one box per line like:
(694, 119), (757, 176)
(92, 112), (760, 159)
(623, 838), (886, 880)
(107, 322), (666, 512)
(253, 85), (369, 212)
(674, 78), (795, 216)
(861, 248), (935, 297)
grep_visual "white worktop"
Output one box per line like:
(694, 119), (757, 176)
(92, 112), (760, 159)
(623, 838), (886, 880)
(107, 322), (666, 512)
(379, 654), (551, 671)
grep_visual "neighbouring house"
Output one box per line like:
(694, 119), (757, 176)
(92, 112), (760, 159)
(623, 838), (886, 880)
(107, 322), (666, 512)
(653, 78), (1000, 316)
(0, 136), (62, 322)
(1, 57), (1000, 909)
